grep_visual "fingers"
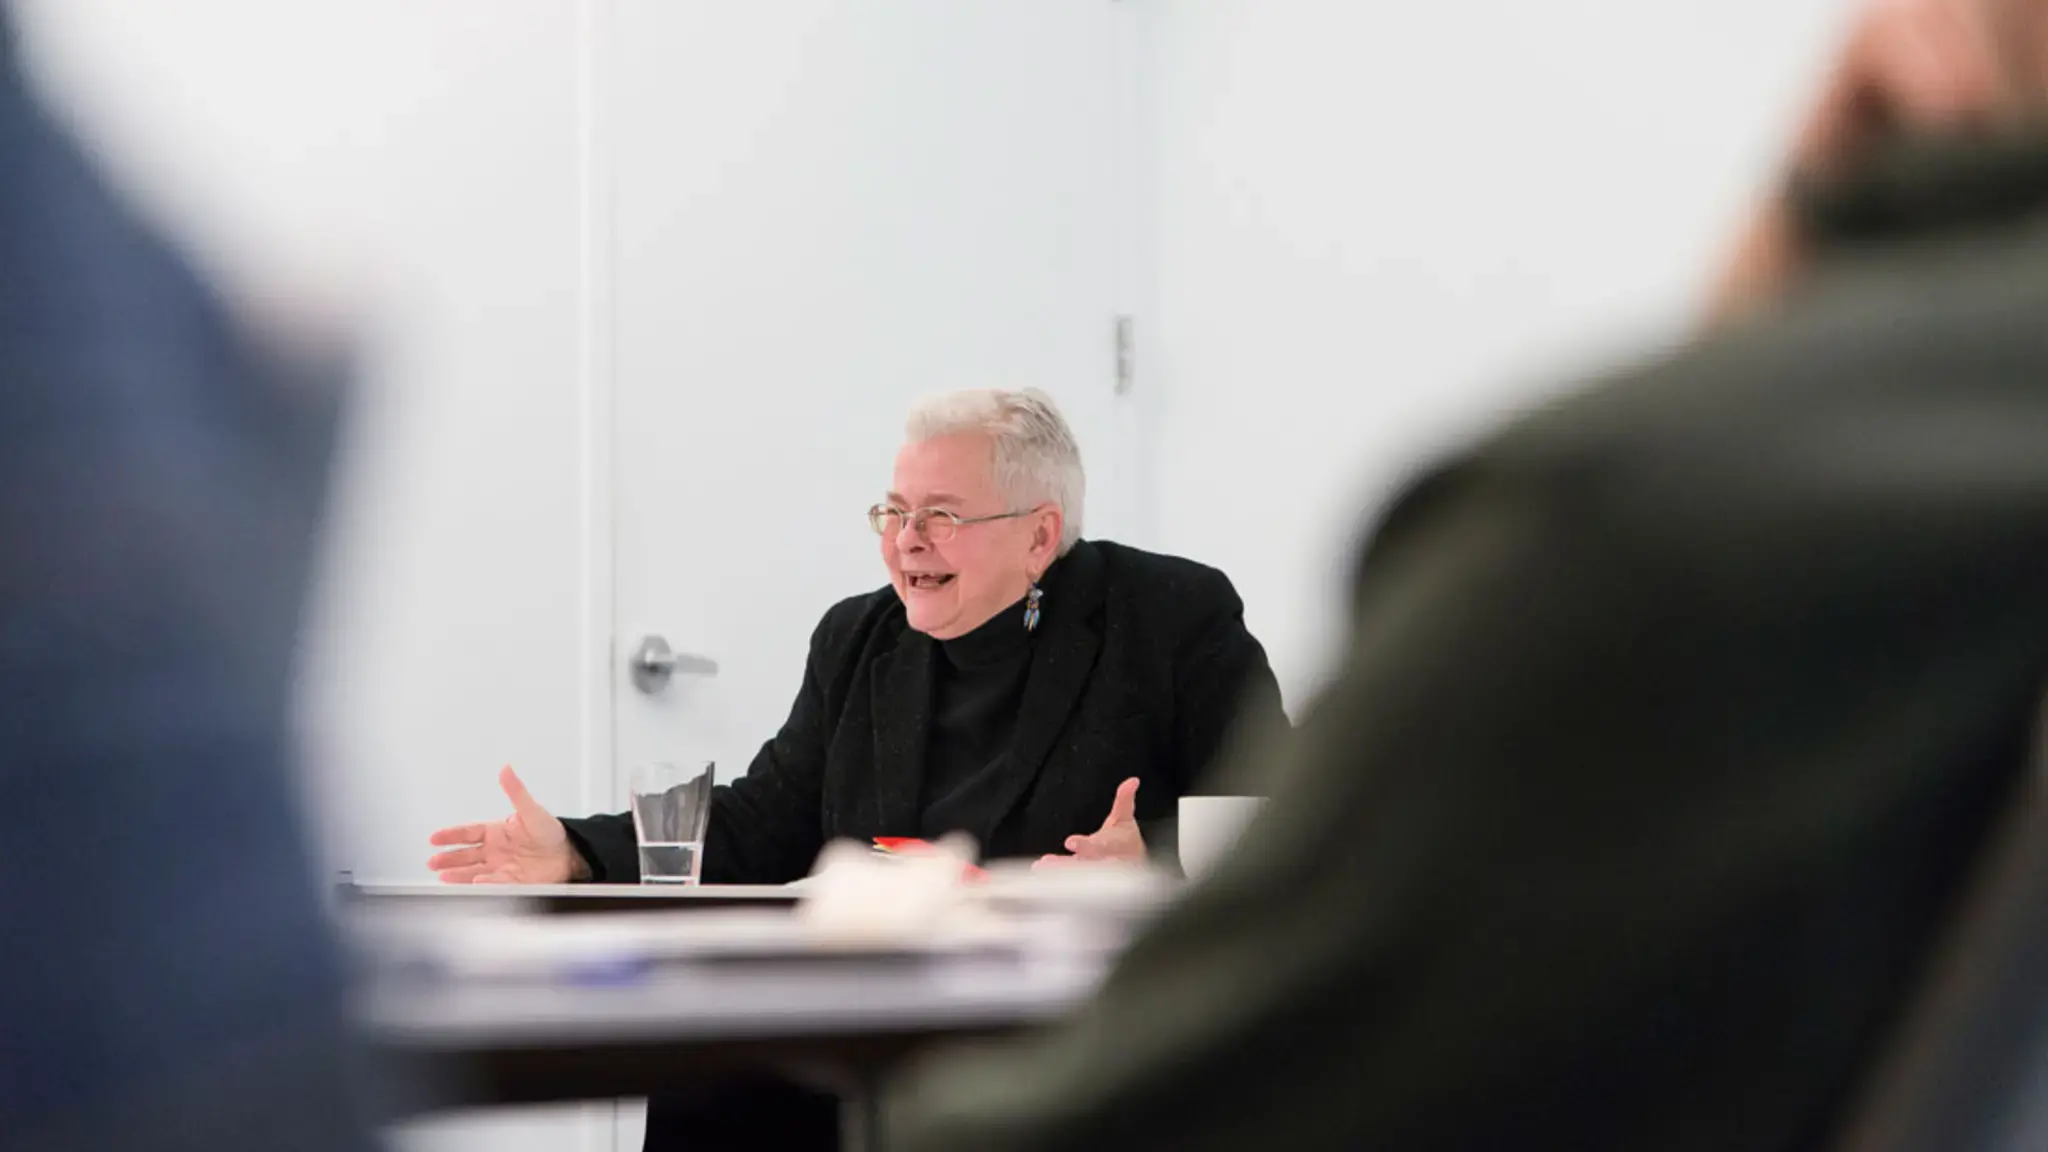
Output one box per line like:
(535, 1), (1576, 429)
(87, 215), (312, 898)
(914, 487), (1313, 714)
(427, 847), (485, 872)
(428, 823), (486, 847)
(435, 864), (500, 884)
(1046, 840), (1138, 864)
(1102, 777), (1140, 829)
(1711, 0), (2007, 322)
(1866, 0), (2002, 124)
(1066, 832), (1122, 861)
(472, 866), (522, 885)
(1808, 0), (2009, 169)
(1070, 821), (1147, 862)
(498, 764), (554, 825)
(1068, 779), (1142, 857)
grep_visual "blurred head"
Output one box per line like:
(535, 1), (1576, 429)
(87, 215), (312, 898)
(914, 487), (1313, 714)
(873, 388), (1083, 639)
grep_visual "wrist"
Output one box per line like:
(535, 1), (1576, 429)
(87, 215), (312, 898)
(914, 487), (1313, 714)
(1706, 195), (1802, 328)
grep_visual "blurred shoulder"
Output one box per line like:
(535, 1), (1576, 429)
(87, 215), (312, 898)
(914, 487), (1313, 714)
(1350, 218), (2048, 595)
(1494, 215), (2048, 476)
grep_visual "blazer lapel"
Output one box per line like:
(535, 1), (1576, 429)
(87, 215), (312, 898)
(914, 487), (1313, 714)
(868, 627), (934, 834)
(975, 544), (1107, 844)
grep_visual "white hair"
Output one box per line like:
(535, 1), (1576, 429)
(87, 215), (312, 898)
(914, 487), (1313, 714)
(903, 388), (1085, 555)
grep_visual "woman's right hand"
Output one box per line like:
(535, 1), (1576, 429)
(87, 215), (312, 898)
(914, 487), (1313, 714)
(427, 765), (583, 883)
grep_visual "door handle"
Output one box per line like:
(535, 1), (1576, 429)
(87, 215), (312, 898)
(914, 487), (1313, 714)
(629, 634), (719, 695)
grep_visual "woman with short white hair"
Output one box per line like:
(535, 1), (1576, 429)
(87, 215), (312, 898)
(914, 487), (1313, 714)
(430, 387), (1281, 882)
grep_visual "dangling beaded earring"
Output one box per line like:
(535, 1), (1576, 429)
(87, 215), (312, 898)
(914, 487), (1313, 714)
(1023, 582), (1044, 633)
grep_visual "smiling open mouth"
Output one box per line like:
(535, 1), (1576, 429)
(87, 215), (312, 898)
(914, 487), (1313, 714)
(906, 573), (956, 590)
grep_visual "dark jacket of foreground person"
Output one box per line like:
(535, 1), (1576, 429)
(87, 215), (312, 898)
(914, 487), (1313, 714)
(883, 133), (2048, 1151)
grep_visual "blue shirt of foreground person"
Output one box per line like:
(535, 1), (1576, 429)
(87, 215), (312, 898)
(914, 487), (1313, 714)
(0, 22), (372, 1152)
(428, 388), (1285, 885)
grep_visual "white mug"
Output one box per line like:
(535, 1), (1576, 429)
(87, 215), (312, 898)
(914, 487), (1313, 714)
(1177, 796), (1267, 881)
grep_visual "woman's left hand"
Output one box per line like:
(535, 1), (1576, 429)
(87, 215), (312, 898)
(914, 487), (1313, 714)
(1035, 776), (1145, 867)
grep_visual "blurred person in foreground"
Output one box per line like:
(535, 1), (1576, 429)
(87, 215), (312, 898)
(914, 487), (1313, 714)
(883, 0), (2048, 1148)
(428, 388), (1284, 887)
(0, 18), (371, 1152)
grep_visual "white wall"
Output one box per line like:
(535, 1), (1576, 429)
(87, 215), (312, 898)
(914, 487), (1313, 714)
(1135, 0), (1861, 708)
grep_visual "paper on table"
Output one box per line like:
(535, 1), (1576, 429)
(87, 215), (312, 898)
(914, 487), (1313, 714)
(796, 834), (991, 946)
(970, 858), (1179, 919)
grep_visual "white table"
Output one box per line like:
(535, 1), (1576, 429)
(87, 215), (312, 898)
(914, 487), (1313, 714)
(347, 883), (1108, 1145)
(342, 880), (805, 914)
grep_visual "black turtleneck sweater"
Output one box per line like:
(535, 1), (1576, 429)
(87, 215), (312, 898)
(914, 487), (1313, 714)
(919, 593), (1035, 839)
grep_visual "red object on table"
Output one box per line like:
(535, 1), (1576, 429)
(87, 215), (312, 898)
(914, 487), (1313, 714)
(871, 838), (989, 881)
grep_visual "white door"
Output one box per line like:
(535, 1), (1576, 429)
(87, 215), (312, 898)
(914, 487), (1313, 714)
(606, 0), (1132, 836)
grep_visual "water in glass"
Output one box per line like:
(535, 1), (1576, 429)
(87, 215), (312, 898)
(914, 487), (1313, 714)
(628, 761), (714, 885)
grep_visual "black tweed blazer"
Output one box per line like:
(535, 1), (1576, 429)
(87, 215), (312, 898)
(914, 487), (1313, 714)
(563, 539), (1283, 884)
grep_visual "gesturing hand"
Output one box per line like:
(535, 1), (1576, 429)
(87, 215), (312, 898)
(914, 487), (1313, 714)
(1034, 777), (1146, 869)
(426, 765), (580, 884)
